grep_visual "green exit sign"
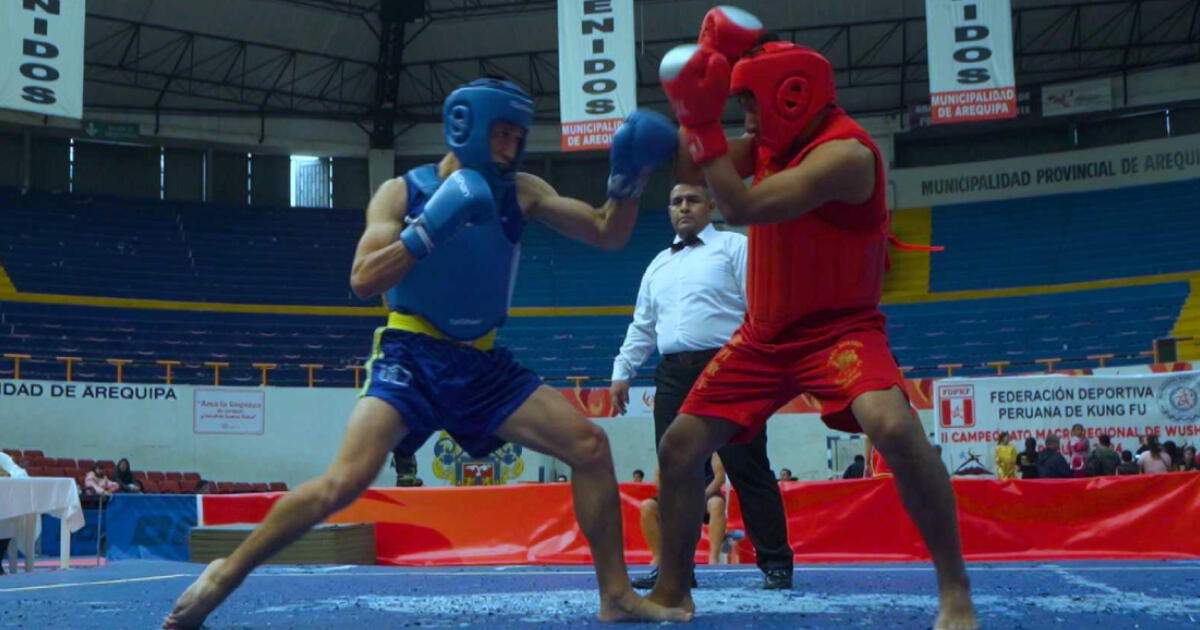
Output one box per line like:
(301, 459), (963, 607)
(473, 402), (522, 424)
(81, 120), (140, 142)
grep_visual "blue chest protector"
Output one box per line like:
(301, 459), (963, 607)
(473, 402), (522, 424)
(383, 165), (525, 341)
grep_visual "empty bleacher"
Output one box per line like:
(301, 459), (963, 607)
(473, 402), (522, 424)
(930, 178), (1200, 292)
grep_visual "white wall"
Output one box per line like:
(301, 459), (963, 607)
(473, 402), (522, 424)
(0, 379), (936, 488)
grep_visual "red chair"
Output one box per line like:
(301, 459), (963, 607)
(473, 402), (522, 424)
(165, 472), (183, 480)
(160, 480), (182, 493)
(180, 478), (200, 493)
(141, 479), (162, 493)
(2, 449), (20, 458)
(251, 483), (269, 493)
(24, 449), (45, 461)
(55, 458), (77, 468)
(268, 482), (287, 492)
(182, 472), (202, 481)
(235, 483), (253, 493)
(133, 471), (148, 481)
(26, 466), (49, 477)
(148, 471), (166, 481)
(96, 460), (116, 474)
(76, 458), (95, 471)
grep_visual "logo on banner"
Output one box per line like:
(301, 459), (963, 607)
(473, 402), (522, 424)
(938, 384), (975, 428)
(1157, 375), (1200, 423)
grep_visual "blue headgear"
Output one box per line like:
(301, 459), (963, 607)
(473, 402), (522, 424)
(443, 78), (534, 191)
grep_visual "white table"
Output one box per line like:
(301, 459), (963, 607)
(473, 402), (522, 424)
(0, 478), (85, 572)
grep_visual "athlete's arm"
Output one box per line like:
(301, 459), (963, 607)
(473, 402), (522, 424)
(349, 178), (416, 299)
(674, 130), (754, 185)
(519, 173), (640, 251)
(704, 138), (875, 226)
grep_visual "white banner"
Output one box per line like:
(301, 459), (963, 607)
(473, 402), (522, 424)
(934, 371), (1200, 475)
(0, 0), (85, 119)
(1043, 78), (1113, 117)
(925, 0), (1016, 124)
(893, 133), (1200, 207)
(193, 388), (266, 435)
(556, 0), (636, 151)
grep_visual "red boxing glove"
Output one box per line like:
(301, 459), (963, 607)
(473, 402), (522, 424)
(659, 44), (729, 164)
(698, 5), (764, 64)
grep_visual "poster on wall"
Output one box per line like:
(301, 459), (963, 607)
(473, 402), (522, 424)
(934, 371), (1200, 475)
(925, 0), (1017, 124)
(0, 0), (86, 119)
(194, 388), (266, 435)
(556, 0), (636, 151)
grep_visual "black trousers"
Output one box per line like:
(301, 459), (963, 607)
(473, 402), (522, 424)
(653, 349), (793, 572)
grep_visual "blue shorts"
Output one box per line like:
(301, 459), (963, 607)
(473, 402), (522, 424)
(361, 328), (543, 458)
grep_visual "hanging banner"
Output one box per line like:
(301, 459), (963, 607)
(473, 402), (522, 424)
(934, 371), (1200, 475)
(556, 0), (637, 151)
(925, 0), (1016, 124)
(0, 0), (86, 119)
(1042, 77), (1113, 117)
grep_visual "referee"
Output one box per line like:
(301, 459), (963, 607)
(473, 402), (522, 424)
(611, 182), (793, 590)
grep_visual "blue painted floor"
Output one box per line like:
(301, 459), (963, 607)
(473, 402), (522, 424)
(2, 560), (1199, 629)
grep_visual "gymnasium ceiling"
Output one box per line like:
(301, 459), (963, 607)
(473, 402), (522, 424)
(83, 0), (1200, 137)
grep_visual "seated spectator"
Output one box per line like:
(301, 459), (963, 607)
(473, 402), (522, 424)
(632, 469), (645, 483)
(1116, 450), (1140, 475)
(1086, 434), (1121, 476)
(1036, 435), (1072, 479)
(84, 462), (121, 495)
(995, 432), (1018, 480)
(777, 468), (794, 482)
(1138, 437), (1172, 474)
(1181, 446), (1198, 472)
(0, 452), (30, 575)
(1018, 437), (1040, 479)
(113, 458), (143, 493)
(842, 455), (866, 479)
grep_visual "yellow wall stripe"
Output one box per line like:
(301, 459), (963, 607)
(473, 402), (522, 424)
(1170, 279), (1200, 361)
(882, 207), (933, 298)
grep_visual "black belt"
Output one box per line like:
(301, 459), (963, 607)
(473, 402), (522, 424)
(662, 348), (721, 362)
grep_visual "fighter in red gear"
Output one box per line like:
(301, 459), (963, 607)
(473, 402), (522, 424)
(652, 7), (978, 629)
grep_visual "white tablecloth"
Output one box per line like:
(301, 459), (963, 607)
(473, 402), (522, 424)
(0, 478), (84, 572)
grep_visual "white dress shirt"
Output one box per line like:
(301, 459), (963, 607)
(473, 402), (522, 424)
(612, 223), (747, 381)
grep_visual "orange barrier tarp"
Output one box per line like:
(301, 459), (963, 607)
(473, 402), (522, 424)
(201, 472), (1200, 566)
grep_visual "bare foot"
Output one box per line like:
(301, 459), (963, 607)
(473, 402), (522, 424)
(598, 590), (693, 623)
(645, 588), (695, 615)
(933, 584), (979, 630)
(162, 558), (241, 629)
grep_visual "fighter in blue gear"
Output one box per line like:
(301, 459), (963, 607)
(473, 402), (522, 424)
(164, 78), (685, 628)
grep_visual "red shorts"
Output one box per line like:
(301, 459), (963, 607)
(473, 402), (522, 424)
(679, 320), (904, 443)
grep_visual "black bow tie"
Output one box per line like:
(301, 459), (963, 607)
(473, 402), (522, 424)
(670, 235), (703, 252)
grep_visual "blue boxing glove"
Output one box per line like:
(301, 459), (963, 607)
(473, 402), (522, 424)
(606, 109), (678, 200)
(400, 168), (495, 260)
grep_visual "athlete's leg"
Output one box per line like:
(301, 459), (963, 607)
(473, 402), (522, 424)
(163, 397), (406, 629)
(851, 388), (977, 630)
(494, 386), (690, 623)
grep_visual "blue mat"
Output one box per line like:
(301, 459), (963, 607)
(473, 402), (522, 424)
(1, 560), (1199, 629)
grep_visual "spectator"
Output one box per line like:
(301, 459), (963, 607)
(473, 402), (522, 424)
(842, 455), (866, 479)
(1066, 423), (1090, 477)
(0, 452), (30, 575)
(1180, 446), (1197, 471)
(1135, 435), (1150, 455)
(1086, 435), (1121, 476)
(113, 458), (143, 493)
(1162, 441), (1182, 472)
(994, 432), (1017, 480)
(1018, 437), (1040, 479)
(1036, 435), (1072, 479)
(1137, 437), (1172, 474)
(392, 454), (419, 487)
(555, 474), (568, 483)
(632, 469), (645, 483)
(1116, 450), (1140, 475)
(777, 468), (794, 482)
(84, 462), (121, 495)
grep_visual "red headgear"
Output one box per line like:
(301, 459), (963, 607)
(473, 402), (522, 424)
(729, 42), (836, 156)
